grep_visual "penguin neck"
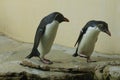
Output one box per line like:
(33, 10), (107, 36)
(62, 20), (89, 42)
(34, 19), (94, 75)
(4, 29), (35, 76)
(48, 20), (59, 29)
(52, 20), (59, 24)
(51, 20), (59, 26)
(46, 20), (60, 34)
(86, 26), (100, 37)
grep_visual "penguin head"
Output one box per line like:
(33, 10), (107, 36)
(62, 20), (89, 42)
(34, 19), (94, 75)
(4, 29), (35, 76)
(54, 12), (69, 23)
(96, 21), (111, 36)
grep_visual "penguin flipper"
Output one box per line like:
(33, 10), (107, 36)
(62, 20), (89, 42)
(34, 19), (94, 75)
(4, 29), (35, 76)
(73, 30), (83, 57)
(75, 22), (91, 47)
(74, 30), (84, 47)
(26, 25), (45, 59)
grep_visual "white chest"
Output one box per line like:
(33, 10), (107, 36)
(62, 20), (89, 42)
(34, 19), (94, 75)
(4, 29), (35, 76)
(39, 21), (59, 54)
(78, 27), (100, 56)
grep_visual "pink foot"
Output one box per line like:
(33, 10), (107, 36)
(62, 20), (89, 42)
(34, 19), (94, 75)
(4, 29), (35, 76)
(79, 54), (88, 58)
(40, 58), (53, 64)
(87, 57), (96, 63)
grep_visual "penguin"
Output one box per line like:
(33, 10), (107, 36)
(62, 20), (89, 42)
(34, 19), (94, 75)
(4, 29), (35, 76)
(26, 12), (69, 64)
(73, 20), (111, 62)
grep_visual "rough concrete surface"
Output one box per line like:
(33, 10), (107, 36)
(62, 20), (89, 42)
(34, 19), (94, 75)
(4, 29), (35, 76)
(0, 33), (120, 80)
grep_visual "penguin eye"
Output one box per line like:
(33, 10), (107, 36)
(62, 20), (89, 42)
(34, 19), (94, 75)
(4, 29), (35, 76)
(98, 24), (107, 32)
(98, 24), (103, 28)
(98, 24), (104, 30)
(54, 14), (59, 20)
(54, 14), (64, 23)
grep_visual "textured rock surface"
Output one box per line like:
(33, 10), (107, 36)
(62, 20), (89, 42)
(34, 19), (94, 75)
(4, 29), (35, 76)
(0, 33), (120, 80)
(94, 61), (120, 80)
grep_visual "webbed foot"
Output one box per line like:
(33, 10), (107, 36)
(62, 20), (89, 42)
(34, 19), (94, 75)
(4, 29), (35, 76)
(40, 58), (53, 64)
(87, 57), (96, 63)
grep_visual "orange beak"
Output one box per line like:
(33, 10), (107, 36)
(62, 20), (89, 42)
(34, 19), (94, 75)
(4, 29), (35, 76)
(105, 30), (111, 36)
(63, 17), (69, 22)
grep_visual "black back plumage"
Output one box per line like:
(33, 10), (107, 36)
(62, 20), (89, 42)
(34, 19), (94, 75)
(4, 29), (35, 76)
(74, 20), (97, 47)
(73, 20), (107, 57)
(33, 12), (62, 50)
(26, 12), (64, 59)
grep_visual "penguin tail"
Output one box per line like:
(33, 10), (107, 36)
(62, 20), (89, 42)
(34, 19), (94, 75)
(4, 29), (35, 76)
(25, 49), (40, 59)
(72, 53), (78, 57)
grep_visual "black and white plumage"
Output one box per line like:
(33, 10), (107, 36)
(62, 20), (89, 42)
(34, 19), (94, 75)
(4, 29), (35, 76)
(73, 20), (111, 62)
(26, 12), (69, 64)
